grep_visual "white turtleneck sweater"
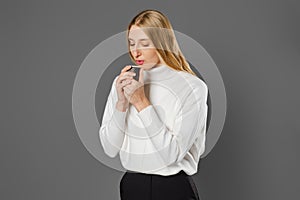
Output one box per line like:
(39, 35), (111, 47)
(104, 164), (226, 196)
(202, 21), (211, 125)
(99, 64), (208, 176)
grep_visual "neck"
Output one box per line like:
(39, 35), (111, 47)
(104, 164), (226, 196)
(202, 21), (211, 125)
(143, 64), (176, 81)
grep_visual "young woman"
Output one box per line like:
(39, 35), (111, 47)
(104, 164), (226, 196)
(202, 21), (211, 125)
(99, 9), (208, 200)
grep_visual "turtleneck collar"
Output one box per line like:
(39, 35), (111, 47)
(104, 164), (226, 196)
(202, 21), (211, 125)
(142, 64), (177, 81)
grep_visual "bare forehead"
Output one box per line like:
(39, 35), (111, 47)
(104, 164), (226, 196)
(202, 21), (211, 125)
(128, 26), (150, 41)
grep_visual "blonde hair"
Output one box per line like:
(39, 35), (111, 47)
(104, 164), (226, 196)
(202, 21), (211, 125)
(127, 9), (197, 76)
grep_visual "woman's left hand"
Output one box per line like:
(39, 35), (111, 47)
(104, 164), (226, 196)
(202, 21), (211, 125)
(123, 68), (151, 111)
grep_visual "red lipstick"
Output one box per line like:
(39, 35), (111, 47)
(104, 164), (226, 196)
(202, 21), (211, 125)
(136, 60), (144, 65)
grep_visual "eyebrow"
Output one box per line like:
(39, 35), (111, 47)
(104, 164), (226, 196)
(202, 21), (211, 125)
(128, 38), (150, 42)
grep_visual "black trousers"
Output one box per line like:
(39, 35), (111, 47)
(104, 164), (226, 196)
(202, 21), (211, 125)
(120, 170), (201, 200)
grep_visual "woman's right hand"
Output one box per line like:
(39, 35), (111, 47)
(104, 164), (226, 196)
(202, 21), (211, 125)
(115, 65), (136, 111)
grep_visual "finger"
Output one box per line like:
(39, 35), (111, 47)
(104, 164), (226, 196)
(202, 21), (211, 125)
(117, 74), (133, 84)
(123, 86), (133, 100)
(123, 84), (132, 93)
(121, 65), (132, 73)
(118, 74), (135, 84)
(120, 71), (136, 77)
(121, 79), (132, 87)
(118, 75), (134, 84)
(118, 82), (130, 91)
(123, 86), (129, 97)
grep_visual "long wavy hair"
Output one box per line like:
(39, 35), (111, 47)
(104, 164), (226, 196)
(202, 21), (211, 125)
(127, 9), (197, 76)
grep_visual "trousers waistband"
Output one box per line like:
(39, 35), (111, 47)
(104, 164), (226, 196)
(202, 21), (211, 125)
(125, 170), (187, 177)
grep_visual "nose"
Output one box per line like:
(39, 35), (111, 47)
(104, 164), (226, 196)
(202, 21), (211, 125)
(131, 47), (142, 58)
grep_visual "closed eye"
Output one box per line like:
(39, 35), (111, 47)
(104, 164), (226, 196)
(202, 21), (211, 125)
(129, 44), (150, 47)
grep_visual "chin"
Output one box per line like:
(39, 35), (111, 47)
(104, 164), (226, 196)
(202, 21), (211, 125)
(142, 62), (157, 69)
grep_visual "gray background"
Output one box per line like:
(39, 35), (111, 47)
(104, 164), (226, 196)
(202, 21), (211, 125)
(1, 0), (299, 200)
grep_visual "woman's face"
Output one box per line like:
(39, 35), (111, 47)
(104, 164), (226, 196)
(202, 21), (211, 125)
(128, 25), (163, 70)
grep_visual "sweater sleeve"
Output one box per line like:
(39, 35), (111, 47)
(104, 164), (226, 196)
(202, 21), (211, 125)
(136, 83), (208, 168)
(99, 76), (128, 158)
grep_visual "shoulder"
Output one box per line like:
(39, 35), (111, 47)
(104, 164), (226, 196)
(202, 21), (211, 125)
(176, 71), (208, 99)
